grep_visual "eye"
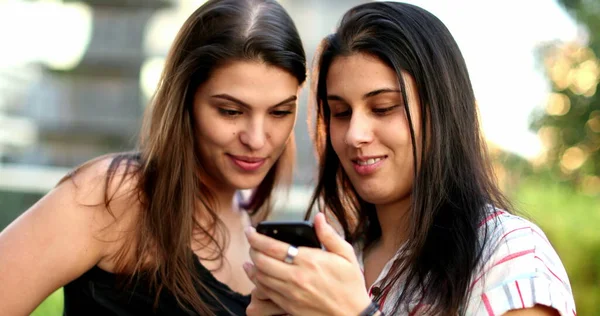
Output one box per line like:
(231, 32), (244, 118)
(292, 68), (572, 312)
(373, 105), (400, 116)
(218, 108), (243, 117)
(330, 103), (351, 118)
(332, 109), (351, 118)
(271, 110), (293, 118)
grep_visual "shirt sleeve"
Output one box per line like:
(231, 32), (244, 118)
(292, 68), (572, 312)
(465, 214), (576, 316)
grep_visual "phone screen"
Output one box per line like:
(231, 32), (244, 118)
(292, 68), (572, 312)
(256, 221), (321, 248)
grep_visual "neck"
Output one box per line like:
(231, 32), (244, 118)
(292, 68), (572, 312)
(374, 195), (411, 252)
(192, 182), (246, 246)
(208, 184), (241, 217)
(197, 167), (242, 217)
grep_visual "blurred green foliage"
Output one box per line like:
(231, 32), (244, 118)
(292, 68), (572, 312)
(526, 2), (600, 312)
(530, 0), (600, 193)
(511, 176), (599, 315)
(32, 288), (63, 316)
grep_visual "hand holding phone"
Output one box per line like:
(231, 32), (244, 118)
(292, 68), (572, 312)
(255, 220), (321, 248)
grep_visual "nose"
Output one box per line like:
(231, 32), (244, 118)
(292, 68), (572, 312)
(239, 115), (267, 150)
(344, 111), (373, 148)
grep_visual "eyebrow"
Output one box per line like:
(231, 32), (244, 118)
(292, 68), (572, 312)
(210, 94), (297, 109)
(327, 88), (401, 103)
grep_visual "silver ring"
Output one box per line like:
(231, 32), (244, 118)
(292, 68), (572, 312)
(284, 245), (299, 264)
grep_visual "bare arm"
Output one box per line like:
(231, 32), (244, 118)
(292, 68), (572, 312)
(503, 305), (561, 316)
(0, 158), (135, 315)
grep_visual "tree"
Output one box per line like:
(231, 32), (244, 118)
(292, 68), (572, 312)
(530, 0), (600, 195)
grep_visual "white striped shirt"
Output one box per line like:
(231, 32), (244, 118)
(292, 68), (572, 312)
(356, 210), (576, 315)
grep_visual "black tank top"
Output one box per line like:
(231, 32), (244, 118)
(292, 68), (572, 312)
(63, 258), (250, 316)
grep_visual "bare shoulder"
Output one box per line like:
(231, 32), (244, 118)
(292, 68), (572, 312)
(0, 153), (144, 315)
(56, 154), (143, 235)
(64, 154), (145, 265)
(503, 304), (561, 316)
(67, 153), (142, 211)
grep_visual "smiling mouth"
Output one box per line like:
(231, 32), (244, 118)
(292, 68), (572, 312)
(227, 154), (267, 172)
(229, 155), (266, 163)
(350, 155), (388, 176)
(352, 156), (387, 166)
(354, 157), (385, 166)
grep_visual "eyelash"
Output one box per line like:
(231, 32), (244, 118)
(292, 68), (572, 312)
(373, 105), (400, 115)
(271, 110), (293, 118)
(217, 108), (293, 118)
(218, 108), (243, 117)
(332, 105), (400, 118)
(333, 110), (350, 118)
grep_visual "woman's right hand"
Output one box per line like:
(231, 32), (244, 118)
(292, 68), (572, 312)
(245, 262), (289, 316)
(244, 213), (372, 316)
(246, 286), (288, 316)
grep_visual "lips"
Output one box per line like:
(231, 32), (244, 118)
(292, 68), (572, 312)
(354, 157), (384, 166)
(227, 154), (267, 172)
(351, 155), (387, 176)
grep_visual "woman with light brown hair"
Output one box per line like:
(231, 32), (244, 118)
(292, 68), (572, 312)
(0, 0), (306, 315)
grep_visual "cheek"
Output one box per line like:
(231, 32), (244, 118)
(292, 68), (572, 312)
(268, 118), (295, 148)
(384, 115), (414, 151)
(383, 122), (417, 181)
(328, 123), (347, 158)
(195, 114), (237, 149)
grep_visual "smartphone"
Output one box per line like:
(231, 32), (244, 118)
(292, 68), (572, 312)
(256, 220), (322, 248)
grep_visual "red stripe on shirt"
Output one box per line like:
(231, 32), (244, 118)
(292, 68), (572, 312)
(534, 255), (566, 285)
(379, 287), (390, 309)
(495, 249), (535, 266)
(482, 293), (494, 316)
(479, 210), (504, 227)
(499, 226), (530, 241)
(470, 249), (535, 289)
(515, 280), (525, 307)
(408, 304), (422, 316)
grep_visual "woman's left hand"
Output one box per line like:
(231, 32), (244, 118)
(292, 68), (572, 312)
(244, 213), (372, 316)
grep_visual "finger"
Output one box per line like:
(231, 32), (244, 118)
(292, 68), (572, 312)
(255, 276), (295, 314)
(314, 213), (357, 264)
(243, 262), (258, 286)
(245, 226), (291, 261)
(252, 286), (269, 301)
(247, 289), (288, 316)
(249, 248), (295, 281)
(246, 300), (287, 316)
(254, 268), (298, 299)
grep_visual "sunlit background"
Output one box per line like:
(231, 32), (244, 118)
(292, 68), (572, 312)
(0, 0), (598, 314)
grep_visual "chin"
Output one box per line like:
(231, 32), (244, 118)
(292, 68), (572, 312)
(355, 187), (390, 205)
(229, 175), (266, 190)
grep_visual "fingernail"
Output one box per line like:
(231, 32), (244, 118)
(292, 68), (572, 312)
(318, 212), (327, 224)
(244, 226), (255, 236)
(243, 262), (252, 272)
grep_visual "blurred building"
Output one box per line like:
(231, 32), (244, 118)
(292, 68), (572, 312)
(0, 0), (369, 228)
(4, 0), (171, 167)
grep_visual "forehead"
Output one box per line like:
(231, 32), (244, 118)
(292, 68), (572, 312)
(199, 60), (299, 102)
(326, 53), (400, 95)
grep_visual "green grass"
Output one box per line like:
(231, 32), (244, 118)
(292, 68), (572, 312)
(32, 288), (63, 316)
(510, 178), (600, 315)
(32, 178), (599, 315)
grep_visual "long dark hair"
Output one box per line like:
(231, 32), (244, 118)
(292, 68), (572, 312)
(306, 2), (511, 314)
(61, 0), (305, 314)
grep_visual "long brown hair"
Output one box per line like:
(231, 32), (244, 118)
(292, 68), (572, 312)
(306, 2), (511, 314)
(62, 0), (306, 314)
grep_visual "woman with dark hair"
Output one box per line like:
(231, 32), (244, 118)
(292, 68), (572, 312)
(245, 2), (575, 315)
(0, 0), (305, 315)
